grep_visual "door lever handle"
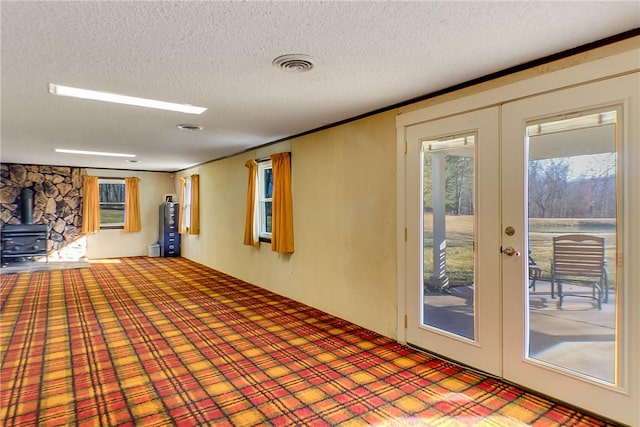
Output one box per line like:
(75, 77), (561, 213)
(502, 246), (520, 257)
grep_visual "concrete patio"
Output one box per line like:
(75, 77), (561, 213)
(424, 279), (616, 383)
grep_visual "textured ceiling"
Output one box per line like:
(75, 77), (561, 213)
(2, 1), (639, 172)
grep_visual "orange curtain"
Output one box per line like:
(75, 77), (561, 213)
(81, 175), (100, 234)
(243, 160), (259, 246)
(124, 177), (141, 232)
(189, 174), (200, 235)
(270, 152), (294, 253)
(178, 177), (187, 234)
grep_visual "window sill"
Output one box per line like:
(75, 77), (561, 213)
(259, 236), (272, 244)
(100, 225), (124, 230)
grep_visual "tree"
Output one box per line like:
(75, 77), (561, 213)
(585, 153), (616, 218)
(423, 153), (433, 212)
(423, 153), (474, 216)
(446, 155), (474, 215)
(528, 158), (570, 218)
(529, 154), (616, 219)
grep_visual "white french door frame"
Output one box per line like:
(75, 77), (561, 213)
(396, 48), (640, 426)
(501, 72), (639, 425)
(404, 107), (502, 376)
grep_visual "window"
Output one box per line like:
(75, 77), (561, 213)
(99, 178), (125, 228)
(244, 153), (293, 251)
(257, 160), (273, 240)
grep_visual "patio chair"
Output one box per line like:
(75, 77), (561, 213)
(551, 234), (608, 310)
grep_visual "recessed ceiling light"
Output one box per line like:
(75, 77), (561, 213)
(48, 83), (207, 115)
(272, 54), (315, 73)
(55, 148), (136, 158)
(177, 124), (203, 131)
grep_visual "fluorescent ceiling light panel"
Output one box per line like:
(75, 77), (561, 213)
(55, 148), (136, 158)
(48, 83), (207, 115)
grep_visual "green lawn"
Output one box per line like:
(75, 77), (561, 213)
(423, 214), (474, 285)
(100, 207), (125, 225)
(423, 214), (617, 288)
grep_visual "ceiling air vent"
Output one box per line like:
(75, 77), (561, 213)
(177, 124), (203, 131)
(272, 54), (315, 73)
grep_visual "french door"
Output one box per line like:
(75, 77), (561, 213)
(405, 107), (502, 376)
(403, 72), (639, 425)
(501, 73), (639, 424)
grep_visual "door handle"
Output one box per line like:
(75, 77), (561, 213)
(502, 246), (521, 257)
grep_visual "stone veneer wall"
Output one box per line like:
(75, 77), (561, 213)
(0, 164), (86, 260)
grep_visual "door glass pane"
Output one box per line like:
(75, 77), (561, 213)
(422, 134), (476, 340)
(263, 168), (273, 198)
(527, 110), (619, 384)
(264, 201), (272, 233)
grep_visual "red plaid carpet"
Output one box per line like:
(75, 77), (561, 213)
(1, 257), (617, 426)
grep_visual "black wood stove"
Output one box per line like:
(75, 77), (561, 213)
(1, 224), (48, 265)
(1, 188), (49, 266)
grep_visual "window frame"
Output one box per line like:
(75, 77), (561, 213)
(181, 177), (192, 232)
(98, 177), (126, 229)
(257, 160), (273, 241)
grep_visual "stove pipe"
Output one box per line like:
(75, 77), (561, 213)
(20, 188), (34, 224)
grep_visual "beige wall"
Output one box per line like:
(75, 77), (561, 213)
(86, 169), (175, 259)
(176, 111), (399, 338)
(175, 37), (638, 341)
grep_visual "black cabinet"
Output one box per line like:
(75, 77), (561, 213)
(159, 203), (180, 257)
